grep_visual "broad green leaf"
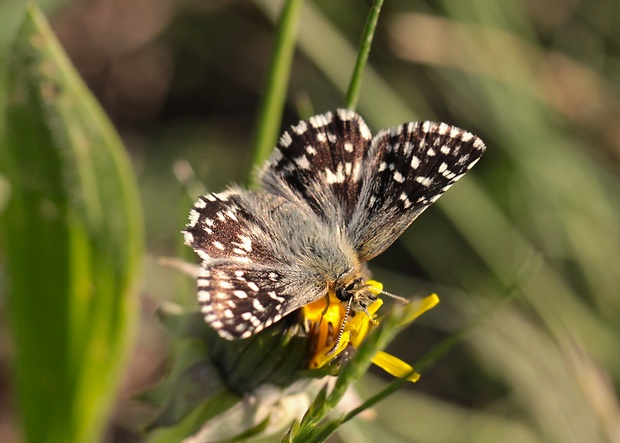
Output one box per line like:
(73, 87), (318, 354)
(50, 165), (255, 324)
(0, 5), (143, 443)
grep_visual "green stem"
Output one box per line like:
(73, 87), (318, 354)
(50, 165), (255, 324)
(249, 0), (305, 188)
(345, 0), (385, 110)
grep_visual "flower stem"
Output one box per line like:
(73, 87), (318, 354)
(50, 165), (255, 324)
(345, 0), (385, 110)
(249, 0), (305, 188)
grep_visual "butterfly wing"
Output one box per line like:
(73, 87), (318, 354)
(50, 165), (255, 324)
(349, 121), (486, 261)
(184, 188), (352, 339)
(259, 110), (486, 262)
(259, 109), (372, 223)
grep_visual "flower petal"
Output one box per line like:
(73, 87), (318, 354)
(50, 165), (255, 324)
(371, 351), (420, 382)
(399, 293), (440, 326)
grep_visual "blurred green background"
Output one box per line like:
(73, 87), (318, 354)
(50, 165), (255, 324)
(1, 0), (619, 442)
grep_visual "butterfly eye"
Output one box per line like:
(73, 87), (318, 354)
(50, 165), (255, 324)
(336, 281), (357, 301)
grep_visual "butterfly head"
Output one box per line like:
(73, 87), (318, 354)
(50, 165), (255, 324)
(334, 276), (377, 316)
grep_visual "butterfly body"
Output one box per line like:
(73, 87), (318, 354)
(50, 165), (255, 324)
(184, 109), (485, 340)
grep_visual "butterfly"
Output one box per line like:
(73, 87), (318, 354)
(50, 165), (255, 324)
(184, 109), (485, 340)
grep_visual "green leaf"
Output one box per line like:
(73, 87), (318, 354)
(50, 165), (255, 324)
(0, 5), (143, 443)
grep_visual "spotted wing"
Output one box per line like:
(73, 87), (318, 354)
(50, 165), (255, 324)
(349, 121), (486, 261)
(259, 109), (372, 222)
(183, 189), (329, 339)
(195, 264), (306, 339)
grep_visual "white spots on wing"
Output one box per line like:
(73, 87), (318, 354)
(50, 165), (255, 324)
(292, 120), (308, 135)
(232, 248), (246, 255)
(183, 231), (194, 245)
(403, 142), (413, 156)
(438, 122), (449, 135)
(223, 309), (234, 318)
(410, 156), (420, 169)
(233, 290), (248, 299)
(352, 162), (362, 181)
(211, 320), (224, 330)
(213, 241), (225, 251)
(268, 272), (278, 281)
(294, 155), (311, 169)
(442, 183), (455, 192)
(327, 132), (337, 143)
(268, 291), (286, 303)
(443, 170), (457, 180)
(247, 281), (259, 292)
(390, 125), (403, 136)
(427, 148), (436, 156)
(239, 330), (252, 339)
(345, 162), (352, 175)
(337, 108), (356, 121)
(199, 268), (211, 278)
(218, 281), (233, 289)
(440, 145), (451, 155)
(422, 121), (432, 133)
(344, 142), (354, 152)
(271, 148), (283, 163)
(456, 154), (471, 166)
(280, 131), (293, 147)
(217, 212), (225, 221)
(393, 171), (405, 183)
(253, 298), (266, 312)
(378, 162), (387, 172)
(399, 192), (412, 209)
(309, 113), (332, 128)
(205, 194), (217, 202)
(214, 292), (229, 300)
(467, 158), (480, 169)
(194, 199), (207, 209)
(369, 195), (377, 207)
(429, 194), (442, 203)
(188, 209), (200, 227)
(325, 165), (346, 184)
(473, 138), (485, 150)
(196, 250), (211, 261)
(241, 312), (253, 321)
(461, 131), (473, 142)
(415, 176), (433, 187)
(450, 127), (461, 139)
(359, 122), (372, 140)
(234, 234), (252, 252)
(316, 132), (327, 142)
(225, 210), (238, 221)
(306, 145), (317, 155)
(198, 290), (211, 302)
(438, 162), (448, 174)
(215, 192), (229, 201)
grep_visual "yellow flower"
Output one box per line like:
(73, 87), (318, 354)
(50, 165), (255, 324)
(303, 280), (439, 382)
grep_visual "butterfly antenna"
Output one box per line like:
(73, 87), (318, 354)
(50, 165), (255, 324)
(327, 297), (353, 356)
(380, 289), (409, 304)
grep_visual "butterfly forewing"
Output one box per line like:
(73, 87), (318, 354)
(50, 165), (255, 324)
(350, 121), (486, 261)
(184, 189), (277, 265)
(260, 109), (372, 221)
